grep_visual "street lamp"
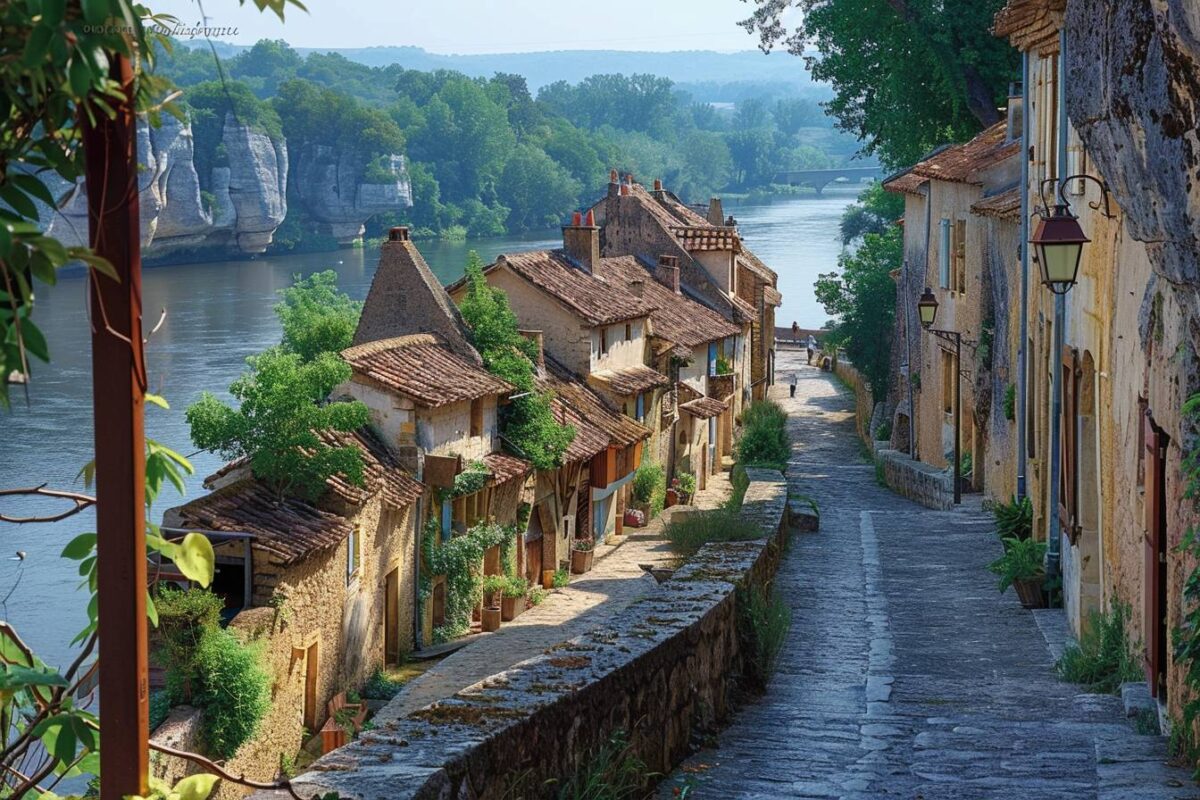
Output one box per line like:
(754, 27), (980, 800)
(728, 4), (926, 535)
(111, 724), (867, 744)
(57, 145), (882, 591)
(1030, 204), (1088, 294)
(915, 287), (963, 504)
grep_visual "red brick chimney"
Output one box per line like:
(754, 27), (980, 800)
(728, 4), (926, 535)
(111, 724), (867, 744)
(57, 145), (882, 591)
(389, 226), (410, 242)
(608, 168), (620, 197)
(655, 254), (681, 294)
(562, 210), (600, 273)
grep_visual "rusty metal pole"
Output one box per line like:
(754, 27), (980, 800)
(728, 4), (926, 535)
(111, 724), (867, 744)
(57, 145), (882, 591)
(82, 53), (149, 797)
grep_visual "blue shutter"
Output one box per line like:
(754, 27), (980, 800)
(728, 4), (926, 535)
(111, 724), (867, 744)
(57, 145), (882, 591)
(636, 393), (645, 422)
(708, 342), (717, 376)
(441, 499), (452, 541)
(938, 218), (951, 288)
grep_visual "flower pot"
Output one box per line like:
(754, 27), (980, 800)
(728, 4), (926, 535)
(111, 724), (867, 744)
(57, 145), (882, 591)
(501, 594), (525, 621)
(481, 605), (502, 632)
(1014, 577), (1046, 609)
(542, 569), (556, 590)
(665, 488), (679, 509)
(571, 548), (594, 574)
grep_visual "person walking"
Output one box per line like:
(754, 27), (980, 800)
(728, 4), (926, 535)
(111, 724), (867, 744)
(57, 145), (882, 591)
(806, 334), (818, 364)
(788, 371), (797, 398)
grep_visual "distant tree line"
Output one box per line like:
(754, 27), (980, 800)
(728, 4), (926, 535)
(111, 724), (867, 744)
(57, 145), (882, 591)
(158, 39), (863, 243)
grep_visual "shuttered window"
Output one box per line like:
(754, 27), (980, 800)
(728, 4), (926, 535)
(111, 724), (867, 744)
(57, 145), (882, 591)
(938, 218), (951, 288)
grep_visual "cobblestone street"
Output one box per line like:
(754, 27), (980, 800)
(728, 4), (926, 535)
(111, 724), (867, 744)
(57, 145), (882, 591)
(661, 350), (1197, 800)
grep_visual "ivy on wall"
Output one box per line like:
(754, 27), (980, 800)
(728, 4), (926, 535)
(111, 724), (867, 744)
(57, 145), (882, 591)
(422, 520), (514, 643)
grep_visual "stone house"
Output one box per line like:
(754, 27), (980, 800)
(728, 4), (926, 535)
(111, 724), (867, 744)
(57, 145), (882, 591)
(163, 427), (423, 785)
(883, 121), (1021, 501)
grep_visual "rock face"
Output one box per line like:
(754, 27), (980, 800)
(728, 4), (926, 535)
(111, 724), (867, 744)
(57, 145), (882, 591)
(292, 145), (413, 244)
(40, 111), (411, 258)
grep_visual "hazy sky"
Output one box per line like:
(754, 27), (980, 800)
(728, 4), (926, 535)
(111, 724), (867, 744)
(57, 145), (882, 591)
(152, 0), (782, 53)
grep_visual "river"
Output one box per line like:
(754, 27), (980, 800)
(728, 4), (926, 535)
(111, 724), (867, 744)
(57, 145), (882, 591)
(0, 187), (857, 668)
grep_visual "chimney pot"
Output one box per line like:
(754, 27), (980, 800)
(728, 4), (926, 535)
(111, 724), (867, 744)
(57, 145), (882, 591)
(572, 210), (583, 226)
(620, 183), (630, 196)
(584, 208), (595, 226)
(610, 169), (619, 183)
(389, 226), (410, 242)
(653, 178), (663, 192)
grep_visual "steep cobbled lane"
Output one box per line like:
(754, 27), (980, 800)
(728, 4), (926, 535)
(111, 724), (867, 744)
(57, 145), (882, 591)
(659, 349), (1196, 800)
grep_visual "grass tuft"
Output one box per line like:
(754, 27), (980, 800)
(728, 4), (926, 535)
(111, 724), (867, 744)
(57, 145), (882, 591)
(1057, 602), (1143, 694)
(738, 581), (791, 691)
(663, 508), (765, 555)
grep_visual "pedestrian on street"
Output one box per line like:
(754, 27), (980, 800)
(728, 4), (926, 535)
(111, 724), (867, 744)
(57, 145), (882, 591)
(789, 371), (797, 398)
(806, 334), (818, 364)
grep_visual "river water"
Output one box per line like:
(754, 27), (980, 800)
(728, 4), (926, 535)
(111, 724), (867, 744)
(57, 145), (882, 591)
(0, 187), (856, 668)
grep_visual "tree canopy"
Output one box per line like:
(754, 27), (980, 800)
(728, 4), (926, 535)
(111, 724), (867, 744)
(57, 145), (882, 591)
(740, 0), (1019, 168)
(275, 270), (363, 362)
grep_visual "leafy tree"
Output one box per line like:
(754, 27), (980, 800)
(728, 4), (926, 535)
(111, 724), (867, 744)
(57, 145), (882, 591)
(275, 270), (362, 362)
(814, 226), (901, 401)
(740, 0), (1019, 167)
(410, 76), (515, 202)
(678, 131), (733, 200)
(458, 255), (574, 469)
(498, 145), (582, 232)
(839, 182), (906, 245)
(187, 349), (369, 501)
(774, 97), (822, 135)
(734, 97), (771, 130)
(726, 129), (774, 186)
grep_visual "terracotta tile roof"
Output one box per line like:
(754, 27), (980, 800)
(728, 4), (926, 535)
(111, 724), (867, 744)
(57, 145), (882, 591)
(883, 169), (928, 196)
(993, 0), (1064, 50)
(482, 452), (532, 486)
(320, 428), (424, 510)
(654, 191), (713, 227)
(589, 365), (670, 396)
(910, 122), (1019, 185)
(592, 256), (740, 350)
(680, 396), (727, 419)
(545, 358), (649, 448)
(731, 294), (757, 320)
(670, 225), (741, 252)
(494, 250), (654, 326)
(174, 480), (352, 566)
(341, 334), (512, 408)
(971, 187), (1022, 220)
(737, 249), (778, 283)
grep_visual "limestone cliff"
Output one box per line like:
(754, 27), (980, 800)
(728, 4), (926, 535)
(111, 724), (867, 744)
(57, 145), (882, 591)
(291, 145), (413, 245)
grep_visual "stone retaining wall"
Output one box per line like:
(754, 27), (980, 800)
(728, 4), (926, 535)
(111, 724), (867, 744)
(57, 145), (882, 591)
(833, 358), (878, 449)
(875, 448), (954, 511)
(253, 470), (788, 800)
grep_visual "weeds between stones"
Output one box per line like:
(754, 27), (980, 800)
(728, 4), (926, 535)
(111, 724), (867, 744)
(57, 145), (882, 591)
(737, 581), (791, 692)
(1057, 602), (1143, 694)
(663, 508), (764, 556)
(552, 730), (652, 800)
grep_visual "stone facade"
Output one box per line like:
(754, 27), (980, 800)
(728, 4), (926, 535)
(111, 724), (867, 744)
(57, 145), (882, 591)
(250, 471), (787, 800)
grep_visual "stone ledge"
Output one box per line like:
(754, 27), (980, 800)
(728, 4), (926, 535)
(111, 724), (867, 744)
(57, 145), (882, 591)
(255, 472), (788, 800)
(875, 448), (954, 511)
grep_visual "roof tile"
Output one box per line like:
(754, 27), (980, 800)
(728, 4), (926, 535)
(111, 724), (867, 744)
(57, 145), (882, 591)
(341, 335), (512, 408)
(496, 250), (654, 326)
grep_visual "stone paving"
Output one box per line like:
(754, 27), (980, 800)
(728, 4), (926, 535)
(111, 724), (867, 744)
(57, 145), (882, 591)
(660, 351), (1198, 800)
(375, 473), (732, 723)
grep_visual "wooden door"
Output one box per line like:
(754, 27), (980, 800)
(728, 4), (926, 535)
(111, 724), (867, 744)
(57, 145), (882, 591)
(385, 568), (400, 666)
(1144, 411), (1168, 697)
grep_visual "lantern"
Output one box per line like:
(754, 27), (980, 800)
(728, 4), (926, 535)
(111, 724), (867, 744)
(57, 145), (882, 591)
(917, 287), (938, 329)
(1031, 204), (1088, 294)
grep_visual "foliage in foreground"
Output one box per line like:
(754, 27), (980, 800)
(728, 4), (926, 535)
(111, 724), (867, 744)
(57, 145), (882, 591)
(736, 400), (791, 469)
(458, 255), (574, 469)
(664, 508), (765, 555)
(1057, 602), (1143, 694)
(738, 581), (792, 691)
(554, 730), (648, 800)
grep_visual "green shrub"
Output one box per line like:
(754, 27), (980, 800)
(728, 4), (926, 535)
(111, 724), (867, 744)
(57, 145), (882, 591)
(664, 508), (764, 555)
(1057, 602), (1142, 694)
(874, 421), (891, 441)
(553, 569), (570, 588)
(676, 471), (697, 497)
(993, 495), (1033, 541)
(959, 452), (973, 477)
(631, 462), (666, 517)
(726, 463), (750, 510)
(1003, 383), (1017, 421)
(738, 581), (791, 691)
(736, 400), (790, 468)
(149, 690), (173, 732)
(191, 627), (272, 759)
(987, 536), (1046, 594)
(555, 730), (647, 800)
(361, 668), (405, 701)
(529, 586), (548, 605)
(502, 576), (528, 598)
(155, 587), (225, 702)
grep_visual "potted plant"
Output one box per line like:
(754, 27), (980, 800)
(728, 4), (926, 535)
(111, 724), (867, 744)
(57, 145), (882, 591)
(988, 536), (1047, 609)
(501, 576), (527, 621)
(677, 472), (697, 505)
(481, 575), (507, 609)
(481, 604), (502, 632)
(571, 539), (595, 574)
(542, 569), (556, 590)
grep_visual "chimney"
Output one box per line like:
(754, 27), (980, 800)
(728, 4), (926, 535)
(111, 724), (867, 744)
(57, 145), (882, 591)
(1006, 81), (1023, 144)
(389, 226), (410, 242)
(519, 330), (545, 372)
(562, 210), (600, 273)
(652, 178), (664, 196)
(608, 168), (620, 197)
(707, 198), (724, 227)
(629, 278), (645, 298)
(655, 254), (681, 294)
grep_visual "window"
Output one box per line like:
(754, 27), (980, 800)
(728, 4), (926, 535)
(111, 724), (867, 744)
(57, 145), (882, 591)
(600, 327), (608, 355)
(953, 219), (966, 293)
(347, 525), (361, 584)
(941, 349), (955, 415)
(938, 218), (951, 288)
(635, 393), (645, 423)
(707, 342), (718, 376)
(625, 323), (631, 341)
(470, 397), (483, 438)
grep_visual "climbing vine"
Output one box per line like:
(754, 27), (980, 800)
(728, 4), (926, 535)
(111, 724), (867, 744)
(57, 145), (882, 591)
(422, 520), (514, 643)
(451, 459), (490, 497)
(1172, 392), (1200, 766)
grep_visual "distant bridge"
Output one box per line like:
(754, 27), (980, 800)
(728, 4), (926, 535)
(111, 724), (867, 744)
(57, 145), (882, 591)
(772, 166), (886, 194)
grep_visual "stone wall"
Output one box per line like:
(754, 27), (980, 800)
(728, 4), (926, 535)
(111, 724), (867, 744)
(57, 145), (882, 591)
(874, 449), (955, 511)
(834, 359), (877, 449)
(252, 470), (788, 800)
